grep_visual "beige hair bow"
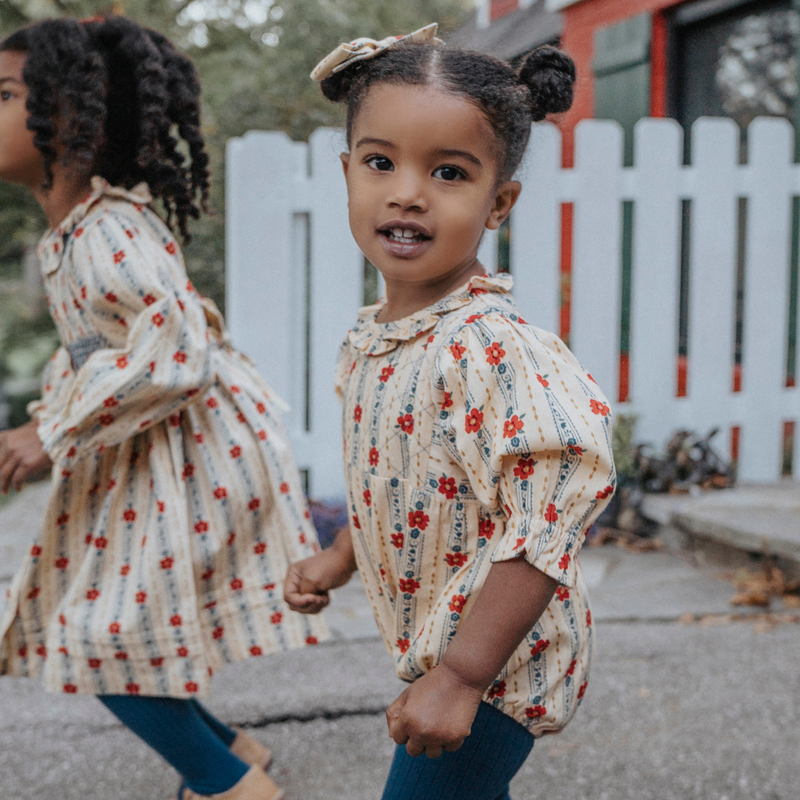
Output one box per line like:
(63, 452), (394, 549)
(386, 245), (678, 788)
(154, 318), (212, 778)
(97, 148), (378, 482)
(310, 23), (442, 81)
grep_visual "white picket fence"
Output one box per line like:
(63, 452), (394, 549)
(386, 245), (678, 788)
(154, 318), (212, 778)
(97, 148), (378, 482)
(225, 118), (800, 498)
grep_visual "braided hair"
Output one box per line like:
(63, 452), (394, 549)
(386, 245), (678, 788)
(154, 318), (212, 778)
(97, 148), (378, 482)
(1, 16), (209, 242)
(321, 43), (575, 181)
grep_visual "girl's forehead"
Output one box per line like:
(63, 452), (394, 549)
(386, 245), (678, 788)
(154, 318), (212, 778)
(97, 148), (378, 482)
(353, 83), (498, 161)
(0, 49), (26, 80)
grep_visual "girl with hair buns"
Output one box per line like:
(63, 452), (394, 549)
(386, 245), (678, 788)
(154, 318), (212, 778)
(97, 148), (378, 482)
(285, 24), (616, 800)
(0, 14), (325, 800)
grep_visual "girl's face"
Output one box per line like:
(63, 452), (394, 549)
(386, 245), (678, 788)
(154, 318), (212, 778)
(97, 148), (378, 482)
(0, 50), (44, 187)
(342, 83), (520, 294)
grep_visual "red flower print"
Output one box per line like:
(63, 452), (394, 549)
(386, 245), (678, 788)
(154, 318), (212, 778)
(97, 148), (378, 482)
(152, 313), (164, 327)
(123, 509), (137, 523)
(105, 292), (118, 303)
(488, 681), (506, 699)
(256, 401), (267, 414)
(143, 294), (156, 306)
(94, 537), (108, 549)
(536, 374), (549, 388)
(438, 476), (458, 499)
(103, 396), (119, 408)
(441, 392), (454, 410)
(503, 415), (524, 439)
(99, 414), (114, 426)
(230, 446), (242, 459)
(379, 366), (394, 383)
(36, 645), (47, 658)
(590, 399), (610, 417)
(391, 533), (404, 549)
(115, 356), (128, 369)
(236, 411), (247, 424)
(55, 557), (69, 570)
(30, 545), (42, 557)
(397, 638), (410, 654)
(109, 622), (121, 634)
(160, 557), (174, 570)
(369, 448), (380, 467)
(178, 300), (185, 311)
(567, 659), (577, 676)
(88, 659), (102, 669)
(363, 489), (372, 507)
(136, 592), (147, 603)
(469, 285), (487, 295)
(157, 501), (166, 513)
(249, 498), (261, 511)
(258, 430), (267, 441)
(479, 518), (495, 539)
(545, 504), (559, 523)
(485, 342), (505, 366)
(531, 639), (550, 656)
(399, 578), (421, 595)
(514, 537), (527, 551)
(61, 470), (71, 479)
(578, 681), (588, 700)
(213, 627), (224, 639)
(559, 553), (570, 570)
(465, 313), (484, 324)
(166, 241), (177, 255)
(125, 229), (134, 239)
(449, 594), (467, 613)
(18, 647), (27, 658)
(513, 458), (536, 480)
(354, 405), (363, 423)
(596, 485), (613, 500)
(177, 646), (189, 657)
(185, 682), (199, 693)
(408, 510), (429, 530)
(525, 705), (547, 719)
(449, 341), (466, 361)
(465, 408), (484, 433)
(587, 373), (597, 384)
(271, 612), (283, 625)
(254, 542), (266, 554)
(67, 446), (77, 458)
(107, 479), (116, 491)
(168, 414), (180, 427)
(280, 482), (289, 493)
(59, 614), (66, 626)
(445, 552), (467, 568)
(263, 583), (275, 591)
(556, 586), (570, 601)
(352, 514), (361, 530)
(397, 413), (414, 433)
(214, 487), (227, 500)
(170, 615), (182, 627)
(151, 657), (165, 667)
(250, 645), (263, 656)
(569, 446), (584, 456)
(230, 385), (241, 394)
(64, 684), (78, 694)
(586, 609), (592, 627)
(126, 683), (140, 695)
(173, 351), (187, 364)
(202, 569), (215, 581)
(86, 589), (99, 601)
(230, 578), (244, 592)
(113, 250), (125, 264)
(206, 397), (218, 409)
(227, 532), (236, 546)
(75, 227), (84, 238)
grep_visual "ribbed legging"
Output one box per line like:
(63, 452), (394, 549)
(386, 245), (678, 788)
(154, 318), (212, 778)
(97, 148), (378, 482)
(380, 701), (535, 800)
(98, 695), (249, 796)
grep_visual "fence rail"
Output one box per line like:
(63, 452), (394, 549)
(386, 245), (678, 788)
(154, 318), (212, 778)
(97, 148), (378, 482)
(226, 118), (799, 497)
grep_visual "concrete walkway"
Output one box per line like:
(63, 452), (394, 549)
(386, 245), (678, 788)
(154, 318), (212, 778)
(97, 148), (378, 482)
(0, 483), (798, 800)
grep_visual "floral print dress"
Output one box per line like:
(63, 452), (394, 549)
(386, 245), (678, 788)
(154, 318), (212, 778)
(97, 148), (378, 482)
(335, 273), (616, 736)
(0, 179), (326, 698)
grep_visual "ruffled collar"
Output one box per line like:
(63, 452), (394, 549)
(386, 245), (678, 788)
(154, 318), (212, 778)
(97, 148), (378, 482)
(348, 272), (514, 356)
(37, 177), (152, 273)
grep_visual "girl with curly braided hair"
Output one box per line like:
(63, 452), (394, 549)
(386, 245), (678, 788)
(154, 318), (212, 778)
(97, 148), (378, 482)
(0, 15), (324, 800)
(284, 26), (615, 800)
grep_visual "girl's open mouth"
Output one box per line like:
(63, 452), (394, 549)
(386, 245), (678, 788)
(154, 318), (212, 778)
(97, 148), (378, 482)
(377, 221), (433, 258)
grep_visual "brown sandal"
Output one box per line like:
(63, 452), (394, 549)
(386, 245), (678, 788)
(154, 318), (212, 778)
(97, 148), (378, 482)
(176, 766), (284, 800)
(230, 728), (273, 772)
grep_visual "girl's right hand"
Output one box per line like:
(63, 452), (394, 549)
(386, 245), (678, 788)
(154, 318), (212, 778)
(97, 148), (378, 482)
(284, 529), (358, 614)
(0, 420), (53, 494)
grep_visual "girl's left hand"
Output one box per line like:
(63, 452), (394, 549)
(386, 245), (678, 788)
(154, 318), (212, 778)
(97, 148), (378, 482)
(0, 420), (53, 494)
(385, 663), (484, 758)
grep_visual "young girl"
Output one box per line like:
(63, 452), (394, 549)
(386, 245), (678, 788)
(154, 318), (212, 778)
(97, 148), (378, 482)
(284, 26), (616, 800)
(0, 15), (325, 800)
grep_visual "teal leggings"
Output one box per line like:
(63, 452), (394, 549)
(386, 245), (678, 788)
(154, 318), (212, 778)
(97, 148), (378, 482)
(380, 701), (534, 800)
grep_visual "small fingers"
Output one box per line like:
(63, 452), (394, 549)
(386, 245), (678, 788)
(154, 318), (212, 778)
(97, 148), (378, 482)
(443, 738), (464, 753)
(405, 739), (426, 758)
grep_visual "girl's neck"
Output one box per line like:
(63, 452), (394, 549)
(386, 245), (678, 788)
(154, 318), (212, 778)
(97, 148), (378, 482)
(376, 259), (486, 324)
(32, 166), (94, 231)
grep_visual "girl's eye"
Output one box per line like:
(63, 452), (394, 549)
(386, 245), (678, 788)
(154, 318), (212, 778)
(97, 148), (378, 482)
(0, 91), (12, 102)
(366, 156), (393, 172)
(433, 165), (466, 182)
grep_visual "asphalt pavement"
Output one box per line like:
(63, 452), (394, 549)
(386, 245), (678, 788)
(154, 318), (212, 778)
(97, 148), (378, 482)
(0, 482), (798, 800)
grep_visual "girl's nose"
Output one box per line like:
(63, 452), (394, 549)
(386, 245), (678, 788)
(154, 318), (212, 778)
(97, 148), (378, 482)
(387, 169), (428, 212)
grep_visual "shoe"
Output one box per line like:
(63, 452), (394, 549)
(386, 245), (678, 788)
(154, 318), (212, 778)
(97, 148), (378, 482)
(230, 728), (273, 772)
(177, 766), (284, 800)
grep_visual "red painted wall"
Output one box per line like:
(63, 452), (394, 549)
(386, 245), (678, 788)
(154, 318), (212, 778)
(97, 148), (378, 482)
(491, 0), (520, 22)
(559, 0), (683, 165)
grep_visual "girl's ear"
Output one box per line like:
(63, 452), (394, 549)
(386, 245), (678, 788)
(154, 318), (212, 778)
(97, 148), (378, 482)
(485, 180), (521, 231)
(340, 152), (350, 178)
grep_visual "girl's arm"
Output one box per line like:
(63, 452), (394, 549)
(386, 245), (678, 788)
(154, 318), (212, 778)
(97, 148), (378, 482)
(386, 559), (555, 758)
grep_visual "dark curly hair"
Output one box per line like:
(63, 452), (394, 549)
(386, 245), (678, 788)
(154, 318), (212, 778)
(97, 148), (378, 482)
(321, 43), (575, 181)
(0, 16), (209, 241)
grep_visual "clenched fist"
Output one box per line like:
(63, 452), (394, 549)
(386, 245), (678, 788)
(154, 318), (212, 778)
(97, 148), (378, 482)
(0, 420), (53, 494)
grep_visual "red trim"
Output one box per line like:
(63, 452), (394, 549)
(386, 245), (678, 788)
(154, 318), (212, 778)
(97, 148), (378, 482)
(618, 352), (630, 403)
(560, 203), (574, 344)
(730, 425), (741, 466)
(490, 0), (519, 22)
(650, 11), (668, 117)
(676, 355), (688, 398)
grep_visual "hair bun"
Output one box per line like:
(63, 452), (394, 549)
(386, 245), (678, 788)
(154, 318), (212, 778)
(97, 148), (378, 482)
(320, 66), (358, 103)
(518, 46), (576, 122)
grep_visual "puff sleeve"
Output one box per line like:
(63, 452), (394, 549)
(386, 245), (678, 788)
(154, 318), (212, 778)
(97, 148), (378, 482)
(434, 314), (616, 587)
(35, 209), (214, 465)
